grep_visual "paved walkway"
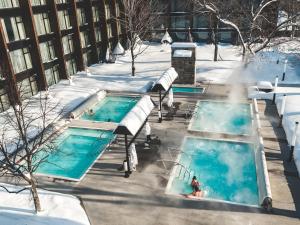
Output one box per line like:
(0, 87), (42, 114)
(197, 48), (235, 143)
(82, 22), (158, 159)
(35, 85), (300, 225)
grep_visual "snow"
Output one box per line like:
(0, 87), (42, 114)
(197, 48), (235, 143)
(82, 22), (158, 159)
(114, 95), (154, 136)
(0, 183), (90, 225)
(152, 67), (178, 92)
(173, 50), (192, 58)
(275, 95), (300, 174)
(171, 42), (197, 48)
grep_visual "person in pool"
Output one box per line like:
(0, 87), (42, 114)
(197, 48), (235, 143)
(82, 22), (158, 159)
(191, 176), (200, 188)
(184, 185), (203, 199)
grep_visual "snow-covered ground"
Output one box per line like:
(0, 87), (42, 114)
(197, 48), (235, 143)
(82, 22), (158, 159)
(0, 183), (90, 225)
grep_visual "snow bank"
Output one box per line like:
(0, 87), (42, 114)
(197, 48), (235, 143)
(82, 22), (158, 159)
(276, 95), (300, 174)
(0, 183), (90, 225)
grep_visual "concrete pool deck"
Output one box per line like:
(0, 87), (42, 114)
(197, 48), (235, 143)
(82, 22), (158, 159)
(5, 84), (300, 225)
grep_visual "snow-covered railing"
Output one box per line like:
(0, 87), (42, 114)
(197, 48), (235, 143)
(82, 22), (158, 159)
(151, 67), (178, 92)
(252, 98), (272, 210)
(114, 95), (154, 136)
(69, 91), (106, 119)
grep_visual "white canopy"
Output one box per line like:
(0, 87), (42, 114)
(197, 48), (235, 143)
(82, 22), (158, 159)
(151, 67), (178, 92)
(161, 30), (173, 44)
(114, 95), (154, 136)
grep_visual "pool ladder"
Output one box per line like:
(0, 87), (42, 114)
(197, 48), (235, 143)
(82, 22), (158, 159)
(176, 164), (193, 183)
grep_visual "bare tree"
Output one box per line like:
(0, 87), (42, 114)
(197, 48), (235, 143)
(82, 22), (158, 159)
(119, 0), (161, 76)
(0, 82), (63, 213)
(191, 0), (300, 58)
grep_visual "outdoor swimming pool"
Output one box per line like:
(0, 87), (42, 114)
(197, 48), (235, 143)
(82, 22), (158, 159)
(81, 96), (139, 123)
(172, 86), (204, 94)
(35, 128), (115, 181)
(167, 137), (259, 206)
(189, 100), (252, 135)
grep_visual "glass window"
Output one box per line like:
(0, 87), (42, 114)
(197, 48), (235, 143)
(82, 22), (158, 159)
(34, 13), (51, 35)
(171, 16), (190, 28)
(31, 0), (46, 6)
(0, 88), (10, 112)
(39, 41), (56, 63)
(45, 65), (60, 86)
(80, 31), (89, 48)
(171, 0), (190, 12)
(0, 0), (19, 8)
(55, 0), (67, 3)
(193, 15), (209, 28)
(105, 4), (111, 19)
(9, 48), (32, 73)
(77, 8), (87, 26)
(92, 6), (100, 22)
(66, 59), (76, 76)
(18, 76), (37, 100)
(62, 35), (74, 54)
(58, 10), (71, 30)
(107, 23), (112, 38)
(95, 27), (102, 42)
(1, 16), (26, 42)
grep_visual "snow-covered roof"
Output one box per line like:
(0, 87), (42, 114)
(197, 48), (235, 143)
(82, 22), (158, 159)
(173, 50), (192, 58)
(151, 67), (178, 92)
(114, 95), (154, 136)
(171, 42), (197, 48)
(70, 91), (106, 119)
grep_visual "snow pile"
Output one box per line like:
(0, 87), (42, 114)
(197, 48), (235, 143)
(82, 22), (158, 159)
(275, 95), (300, 175)
(0, 183), (90, 225)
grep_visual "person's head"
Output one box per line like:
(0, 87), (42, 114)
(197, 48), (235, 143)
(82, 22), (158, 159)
(192, 176), (197, 180)
(89, 109), (93, 113)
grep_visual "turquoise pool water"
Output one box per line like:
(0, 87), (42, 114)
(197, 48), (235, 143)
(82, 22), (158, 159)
(35, 128), (115, 180)
(173, 87), (204, 94)
(189, 101), (252, 135)
(81, 96), (139, 123)
(168, 137), (259, 206)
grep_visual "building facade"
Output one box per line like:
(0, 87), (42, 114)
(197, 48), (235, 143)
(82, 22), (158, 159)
(0, 0), (125, 112)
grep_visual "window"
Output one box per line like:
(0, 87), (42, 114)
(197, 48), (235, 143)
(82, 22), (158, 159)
(116, 3), (120, 17)
(171, 16), (190, 28)
(171, 0), (190, 12)
(66, 59), (76, 76)
(92, 6), (100, 22)
(80, 31), (89, 48)
(55, 0), (67, 3)
(105, 4), (111, 19)
(9, 48), (32, 73)
(62, 35), (74, 54)
(95, 27), (102, 42)
(0, 0), (19, 8)
(45, 65), (60, 86)
(0, 88), (10, 112)
(39, 41), (56, 63)
(77, 8), (86, 26)
(107, 24), (112, 38)
(18, 76), (38, 100)
(1, 16), (26, 42)
(34, 13), (51, 35)
(31, 0), (46, 6)
(193, 15), (209, 28)
(58, 10), (71, 30)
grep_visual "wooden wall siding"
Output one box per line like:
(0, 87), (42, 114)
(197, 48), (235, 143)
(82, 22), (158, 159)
(69, 0), (84, 71)
(19, 0), (48, 91)
(0, 20), (20, 105)
(46, 0), (68, 79)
